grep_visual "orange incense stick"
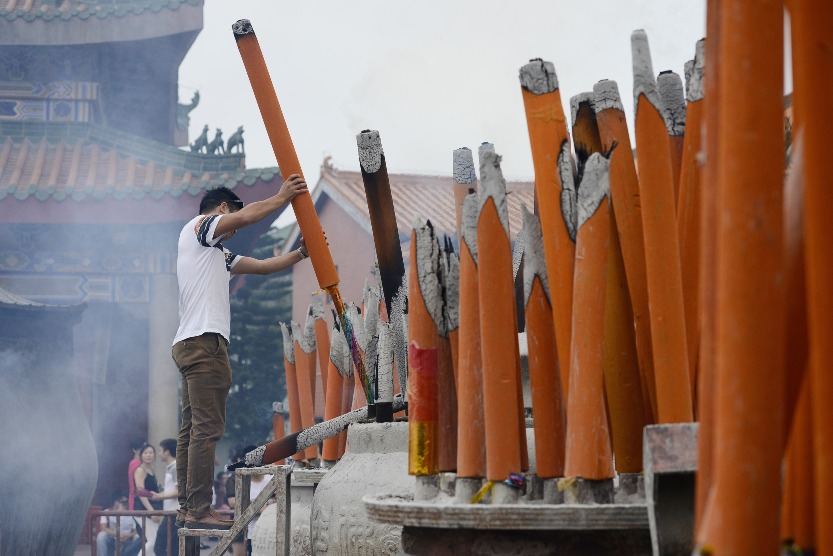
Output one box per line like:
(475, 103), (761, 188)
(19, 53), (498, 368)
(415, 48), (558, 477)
(438, 245), (459, 473)
(232, 20), (337, 289)
(657, 70), (687, 201)
(520, 205), (565, 481)
(477, 150), (524, 503)
(702, 3), (786, 551)
(676, 41), (705, 397)
(408, 218), (441, 495)
(593, 79), (657, 425)
(310, 294), (330, 411)
(456, 192), (486, 496)
(322, 327), (350, 465)
(347, 304), (368, 411)
(631, 30), (693, 423)
(338, 329), (355, 459)
(280, 323), (304, 462)
(292, 321), (319, 461)
(519, 59), (575, 395)
(563, 154), (614, 481)
(790, 0), (833, 549)
(780, 374), (815, 553)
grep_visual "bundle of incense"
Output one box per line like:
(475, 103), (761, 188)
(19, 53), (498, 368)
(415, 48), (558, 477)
(438, 238), (459, 472)
(520, 205), (566, 501)
(310, 293), (330, 410)
(789, 4), (832, 548)
(631, 30), (692, 423)
(232, 395), (408, 469)
(375, 321), (395, 422)
(575, 89), (646, 474)
(272, 402), (286, 443)
(232, 20), (370, 404)
(455, 192), (486, 502)
(593, 79), (657, 424)
(657, 70), (687, 198)
(676, 41), (705, 397)
(322, 326), (351, 465)
(697, 4), (787, 551)
(563, 153), (614, 489)
(280, 323), (304, 462)
(453, 147), (478, 240)
(408, 217), (441, 499)
(291, 320), (319, 461)
(519, 59), (575, 396)
(477, 150), (524, 504)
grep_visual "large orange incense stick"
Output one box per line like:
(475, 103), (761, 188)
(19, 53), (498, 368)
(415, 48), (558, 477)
(570, 92), (603, 160)
(520, 206), (566, 484)
(695, 2), (721, 541)
(322, 327), (350, 465)
(657, 70), (687, 201)
(478, 150), (524, 504)
(280, 323), (304, 463)
(593, 79), (657, 425)
(564, 154), (615, 482)
(310, 294), (330, 411)
(676, 41), (705, 397)
(701, 3), (786, 552)
(292, 321), (320, 461)
(519, 59), (575, 394)
(791, 0), (833, 549)
(271, 402), (285, 444)
(438, 245), (459, 473)
(780, 375), (815, 553)
(232, 20), (371, 404)
(455, 191), (486, 501)
(631, 30), (693, 423)
(408, 218), (441, 498)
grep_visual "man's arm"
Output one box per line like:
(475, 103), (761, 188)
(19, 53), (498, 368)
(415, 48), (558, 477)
(231, 248), (307, 276)
(213, 174), (307, 239)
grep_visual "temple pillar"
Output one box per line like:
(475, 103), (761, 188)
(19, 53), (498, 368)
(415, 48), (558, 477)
(148, 273), (180, 445)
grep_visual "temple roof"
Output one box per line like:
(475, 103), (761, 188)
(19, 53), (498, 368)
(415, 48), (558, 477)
(284, 158), (535, 251)
(0, 121), (282, 224)
(0, 0), (202, 46)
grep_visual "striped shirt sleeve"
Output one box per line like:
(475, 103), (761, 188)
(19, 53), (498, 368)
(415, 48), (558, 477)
(193, 215), (223, 247)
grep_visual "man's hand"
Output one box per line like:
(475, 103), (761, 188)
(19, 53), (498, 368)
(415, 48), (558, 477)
(278, 174), (308, 204)
(299, 237), (308, 258)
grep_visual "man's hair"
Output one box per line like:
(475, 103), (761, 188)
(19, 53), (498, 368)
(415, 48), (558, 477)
(160, 438), (177, 457)
(199, 187), (244, 214)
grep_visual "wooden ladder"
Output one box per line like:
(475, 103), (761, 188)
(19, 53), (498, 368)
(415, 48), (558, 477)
(178, 465), (291, 556)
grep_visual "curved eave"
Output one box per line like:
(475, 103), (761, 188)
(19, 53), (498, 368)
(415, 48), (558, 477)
(0, 0), (202, 46)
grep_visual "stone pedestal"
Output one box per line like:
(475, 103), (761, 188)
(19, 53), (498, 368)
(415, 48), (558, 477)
(311, 421), (413, 555)
(365, 495), (652, 556)
(643, 423), (698, 556)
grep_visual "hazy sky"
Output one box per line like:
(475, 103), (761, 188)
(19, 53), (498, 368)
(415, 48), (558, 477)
(179, 1), (706, 224)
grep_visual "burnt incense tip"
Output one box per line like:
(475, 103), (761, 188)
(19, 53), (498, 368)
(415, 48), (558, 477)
(478, 150), (510, 235)
(453, 147), (476, 185)
(576, 153), (611, 230)
(232, 19), (254, 38)
(461, 193), (479, 262)
(519, 59), (558, 95)
(687, 39), (706, 103)
(657, 71), (686, 135)
(477, 141), (495, 163)
(356, 130), (384, 174)
(631, 28), (661, 116)
(593, 80), (624, 113)
(521, 204), (551, 306)
(361, 129), (372, 133)
(570, 92), (595, 128)
(280, 322), (295, 365)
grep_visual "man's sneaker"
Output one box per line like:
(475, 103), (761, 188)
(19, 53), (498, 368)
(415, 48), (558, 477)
(175, 509), (187, 528)
(184, 508), (233, 530)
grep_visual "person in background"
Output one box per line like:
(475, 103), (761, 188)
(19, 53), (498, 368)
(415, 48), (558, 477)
(172, 177), (308, 530)
(134, 444), (162, 553)
(152, 438), (179, 556)
(214, 471), (230, 511)
(96, 496), (141, 556)
(127, 436), (146, 511)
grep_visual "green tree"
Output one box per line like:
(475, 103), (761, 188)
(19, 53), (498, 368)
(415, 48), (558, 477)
(224, 225), (292, 448)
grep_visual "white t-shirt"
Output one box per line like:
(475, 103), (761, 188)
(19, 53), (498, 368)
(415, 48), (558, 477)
(173, 214), (241, 345)
(100, 513), (135, 535)
(163, 461), (178, 512)
(248, 474), (272, 536)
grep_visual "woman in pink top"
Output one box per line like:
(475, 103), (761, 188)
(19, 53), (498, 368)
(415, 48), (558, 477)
(127, 437), (146, 510)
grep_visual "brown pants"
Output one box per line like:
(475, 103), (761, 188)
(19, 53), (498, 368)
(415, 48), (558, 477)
(172, 332), (232, 518)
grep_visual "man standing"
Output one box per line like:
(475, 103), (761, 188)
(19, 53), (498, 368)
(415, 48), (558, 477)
(172, 176), (309, 529)
(153, 438), (179, 554)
